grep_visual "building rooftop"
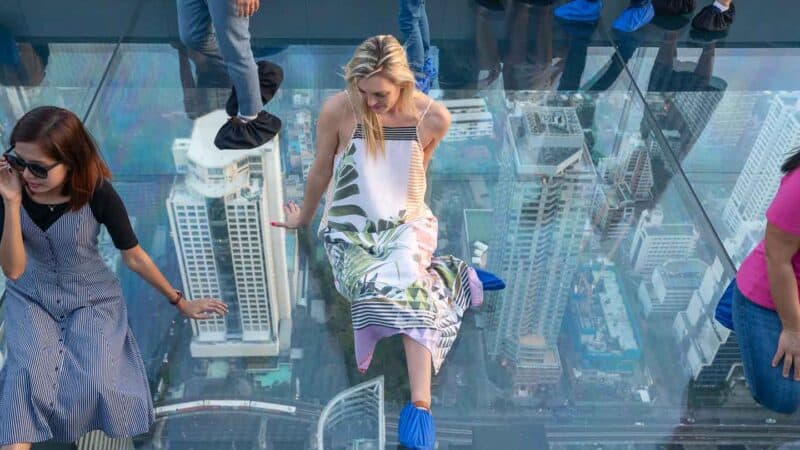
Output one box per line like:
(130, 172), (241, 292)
(187, 110), (279, 168)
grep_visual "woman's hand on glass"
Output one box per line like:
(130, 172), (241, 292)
(272, 200), (307, 229)
(177, 297), (228, 320)
(772, 329), (800, 380)
(235, 0), (259, 17)
(0, 159), (22, 204)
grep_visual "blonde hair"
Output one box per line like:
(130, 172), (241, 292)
(343, 35), (417, 157)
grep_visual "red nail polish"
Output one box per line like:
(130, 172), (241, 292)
(270, 221), (276, 226)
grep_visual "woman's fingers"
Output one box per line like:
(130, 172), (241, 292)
(783, 353), (793, 378)
(794, 355), (800, 381)
(209, 304), (227, 315)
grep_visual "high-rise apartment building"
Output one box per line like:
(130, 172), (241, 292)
(168, 110), (292, 358)
(488, 104), (596, 394)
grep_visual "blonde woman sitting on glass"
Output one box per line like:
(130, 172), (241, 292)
(273, 35), (504, 449)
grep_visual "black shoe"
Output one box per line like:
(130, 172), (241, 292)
(225, 60), (284, 117)
(691, 2), (734, 32)
(689, 27), (729, 42)
(214, 111), (282, 150)
(650, 13), (691, 30)
(652, 0), (695, 15)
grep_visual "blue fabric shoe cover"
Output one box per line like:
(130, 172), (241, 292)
(475, 268), (506, 291)
(612, 1), (654, 32)
(415, 74), (431, 94)
(398, 402), (435, 450)
(555, 0), (603, 22)
(423, 56), (438, 80)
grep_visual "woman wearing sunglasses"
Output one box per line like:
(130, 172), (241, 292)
(0, 106), (228, 450)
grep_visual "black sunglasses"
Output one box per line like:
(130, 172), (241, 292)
(3, 146), (62, 179)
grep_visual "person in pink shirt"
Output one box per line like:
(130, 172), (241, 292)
(734, 147), (800, 414)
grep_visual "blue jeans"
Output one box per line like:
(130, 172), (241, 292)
(398, 0), (430, 74)
(177, 0), (261, 116)
(733, 283), (800, 414)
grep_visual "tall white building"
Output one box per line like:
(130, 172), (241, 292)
(723, 95), (800, 235)
(442, 98), (495, 142)
(488, 105), (596, 394)
(167, 110), (292, 358)
(592, 183), (635, 241)
(629, 209), (699, 276)
(597, 137), (653, 203)
(672, 90), (758, 158)
(638, 258), (707, 319)
(672, 257), (740, 386)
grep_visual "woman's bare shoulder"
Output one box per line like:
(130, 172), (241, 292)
(417, 95), (451, 137)
(320, 91), (352, 119)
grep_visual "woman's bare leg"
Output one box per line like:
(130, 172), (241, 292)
(403, 335), (433, 407)
(2, 443), (33, 450)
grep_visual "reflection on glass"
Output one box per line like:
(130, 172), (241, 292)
(0, 27), (115, 139)
(3, 2), (800, 447)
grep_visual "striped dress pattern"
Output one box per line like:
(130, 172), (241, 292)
(0, 203), (153, 445)
(319, 96), (484, 374)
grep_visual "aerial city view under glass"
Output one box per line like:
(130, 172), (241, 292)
(1, 0), (800, 449)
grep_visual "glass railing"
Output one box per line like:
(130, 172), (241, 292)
(2, 1), (800, 449)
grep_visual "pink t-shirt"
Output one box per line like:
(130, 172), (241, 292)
(737, 168), (800, 309)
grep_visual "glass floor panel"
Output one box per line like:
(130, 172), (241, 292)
(2, 1), (800, 449)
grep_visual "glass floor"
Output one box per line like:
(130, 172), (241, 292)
(2, 0), (800, 448)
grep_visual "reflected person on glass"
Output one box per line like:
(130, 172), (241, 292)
(272, 35), (504, 449)
(0, 107), (227, 450)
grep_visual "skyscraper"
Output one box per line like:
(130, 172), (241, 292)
(442, 98), (495, 142)
(629, 209), (699, 276)
(672, 257), (740, 387)
(168, 110), (292, 358)
(488, 104), (596, 393)
(315, 377), (385, 450)
(723, 94), (800, 235)
(638, 258), (707, 319)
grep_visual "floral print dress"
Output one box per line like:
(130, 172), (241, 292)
(318, 94), (483, 373)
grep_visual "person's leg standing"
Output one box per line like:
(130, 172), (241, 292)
(419, 0), (432, 64)
(733, 284), (800, 414)
(398, 0), (426, 76)
(176, 0), (224, 64)
(207, 0), (261, 117)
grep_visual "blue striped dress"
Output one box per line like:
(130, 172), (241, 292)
(0, 203), (153, 445)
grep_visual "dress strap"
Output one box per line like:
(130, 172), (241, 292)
(343, 89), (359, 125)
(416, 97), (435, 145)
(341, 90), (361, 151)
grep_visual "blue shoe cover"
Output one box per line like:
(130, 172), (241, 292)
(475, 268), (506, 291)
(398, 402), (435, 450)
(555, 0), (603, 22)
(423, 56), (438, 80)
(415, 74), (431, 94)
(612, 1), (654, 32)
